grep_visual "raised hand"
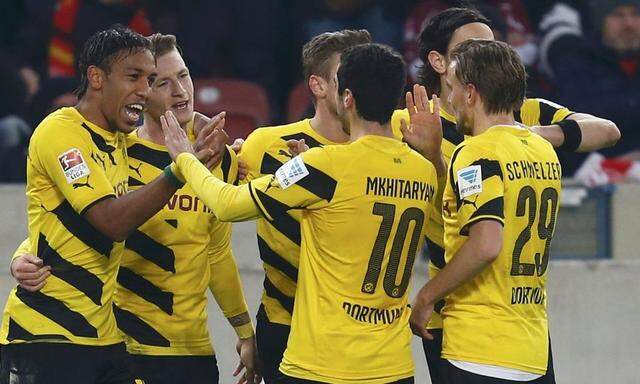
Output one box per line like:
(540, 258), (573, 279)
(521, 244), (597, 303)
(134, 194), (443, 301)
(194, 112), (229, 169)
(160, 110), (197, 161)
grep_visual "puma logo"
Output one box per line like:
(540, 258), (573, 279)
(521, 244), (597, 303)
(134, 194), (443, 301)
(461, 196), (478, 209)
(73, 176), (94, 190)
(129, 163), (143, 177)
(278, 149), (294, 159)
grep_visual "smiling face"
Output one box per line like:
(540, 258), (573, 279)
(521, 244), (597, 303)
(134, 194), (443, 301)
(146, 49), (194, 126)
(99, 49), (156, 133)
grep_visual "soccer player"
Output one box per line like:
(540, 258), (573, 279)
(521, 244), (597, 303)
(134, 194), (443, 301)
(7, 33), (260, 384)
(237, 29), (371, 383)
(0, 26), (217, 384)
(391, 7), (620, 383)
(410, 39), (562, 383)
(162, 43), (440, 383)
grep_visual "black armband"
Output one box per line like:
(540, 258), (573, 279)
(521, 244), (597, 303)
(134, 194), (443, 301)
(556, 119), (582, 152)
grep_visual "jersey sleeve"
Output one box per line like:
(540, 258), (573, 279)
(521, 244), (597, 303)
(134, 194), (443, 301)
(30, 124), (116, 214)
(11, 238), (32, 262)
(449, 144), (505, 235)
(519, 98), (573, 126)
(247, 147), (335, 221)
(207, 220), (250, 321)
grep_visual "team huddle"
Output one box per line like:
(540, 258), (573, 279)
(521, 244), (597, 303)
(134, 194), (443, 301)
(0, 6), (619, 384)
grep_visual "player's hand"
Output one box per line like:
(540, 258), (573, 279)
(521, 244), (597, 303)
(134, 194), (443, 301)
(194, 112), (228, 169)
(286, 139), (309, 157)
(11, 254), (51, 292)
(237, 159), (249, 182)
(401, 84), (443, 163)
(161, 111), (198, 161)
(233, 337), (261, 384)
(231, 138), (245, 154)
(409, 287), (435, 341)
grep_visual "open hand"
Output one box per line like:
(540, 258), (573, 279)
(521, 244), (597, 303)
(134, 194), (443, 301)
(401, 84), (443, 161)
(233, 337), (261, 384)
(194, 112), (229, 169)
(160, 110), (197, 161)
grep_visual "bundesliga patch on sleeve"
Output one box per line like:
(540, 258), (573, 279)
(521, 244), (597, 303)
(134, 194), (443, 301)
(58, 148), (91, 183)
(457, 165), (482, 199)
(275, 155), (309, 189)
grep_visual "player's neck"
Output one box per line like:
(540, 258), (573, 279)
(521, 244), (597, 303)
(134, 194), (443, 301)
(471, 111), (515, 136)
(349, 116), (394, 141)
(137, 113), (188, 146)
(75, 98), (112, 132)
(310, 104), (350, 143)
(438, 80), (455, 116)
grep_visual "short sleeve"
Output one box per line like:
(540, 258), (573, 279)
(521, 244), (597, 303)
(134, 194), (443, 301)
(449, 144), (505, 235)
(30, 124), (116, 214)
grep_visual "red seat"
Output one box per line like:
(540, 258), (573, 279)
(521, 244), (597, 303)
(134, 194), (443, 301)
(193, 78), (270, 140)
(286, 81), (313, 123)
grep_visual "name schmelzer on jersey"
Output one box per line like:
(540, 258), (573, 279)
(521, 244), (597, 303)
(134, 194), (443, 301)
(365, 176), (435, 202)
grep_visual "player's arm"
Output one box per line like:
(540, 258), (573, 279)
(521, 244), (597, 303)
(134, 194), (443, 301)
(410, 144), (505, 339)
(524, 99), (620, 152)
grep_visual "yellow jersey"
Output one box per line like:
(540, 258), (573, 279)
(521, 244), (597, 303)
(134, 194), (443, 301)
(441, 125), (561, 374)
(1, 107), (128, 346)
(391, 97), (572, 328)
(239, 119), (343, 325)
(174, 134), (439, 383)
(117, 129), (248, 356)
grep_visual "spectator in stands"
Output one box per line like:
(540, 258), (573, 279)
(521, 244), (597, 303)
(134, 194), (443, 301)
(539, 0), (639, 175)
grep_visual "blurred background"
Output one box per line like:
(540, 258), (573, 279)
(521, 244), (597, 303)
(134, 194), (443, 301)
(0, 0), (639, 383)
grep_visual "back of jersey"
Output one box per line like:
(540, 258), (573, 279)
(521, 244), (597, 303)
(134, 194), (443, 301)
(249, 135), (438, 383)
(442, 125), (562, 374)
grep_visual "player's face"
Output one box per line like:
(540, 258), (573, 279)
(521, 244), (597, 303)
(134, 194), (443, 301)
(101, 49), (155, 133)
(445, 61), (473, 135)
(147, 49), (194, 126)
(602, 6), (640, 53)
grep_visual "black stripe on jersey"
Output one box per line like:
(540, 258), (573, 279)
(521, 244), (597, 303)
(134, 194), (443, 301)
(128, 176), (145, 187)
(538, 101), (559, 126)
(125, 230), (176, 273)
(296, 164), (337, 202)
(38, 233), (104, 306)
(442, 118), (464, 146)
(260, 153), (283, 175)
(449, 145), (466, 205)
(51, 200), (114, 256)
(221, 147), (232, 182)
(257, 235), (298, 281)
(7, 317), (70, 342)
(263, 277), (294, 314)
(254, 189), (301, 245)
(15, 287), (98, 338)
(113, 304), (170, 347)
(117, 267), (174, 315)
(280, 133), (323, 149)
(514, 109), (523, 124)
(460, 197), (505, 236)
(81, 123), (117, 165)
(472, 159), (503, 181)
(128, 143), (171, 170)
(425, 237), (445, 270)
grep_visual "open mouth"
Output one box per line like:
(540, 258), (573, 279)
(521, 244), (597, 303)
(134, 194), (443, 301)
(172, 100), (189, 111)
(124, 103), (144, 123)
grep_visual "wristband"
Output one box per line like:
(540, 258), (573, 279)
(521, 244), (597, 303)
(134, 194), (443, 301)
(233, 322), (255, 339)
(556, 119), (582, 152)
(163, 165), (184, 188)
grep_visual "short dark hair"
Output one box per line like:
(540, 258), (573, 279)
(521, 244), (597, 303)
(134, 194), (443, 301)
(449, 39), (526, 115)
(338, 43), (406, 124)
(417, 7), (490, 95)
(147, 33), (183, 58)
(302, 29), (372, 81)
(75, 25), (152, 98)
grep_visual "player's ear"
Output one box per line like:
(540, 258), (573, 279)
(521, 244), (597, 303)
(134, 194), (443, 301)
(343, 89), (353, 109)
(308, 75), (326, 99)
(87, 65), (105, 91)
(465, 83), (476, 106)
(427, 50), (447, 75)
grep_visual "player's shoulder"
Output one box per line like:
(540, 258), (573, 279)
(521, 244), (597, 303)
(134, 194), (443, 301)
(32, 107), (84, 139)
(247, 119), (312, 145)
